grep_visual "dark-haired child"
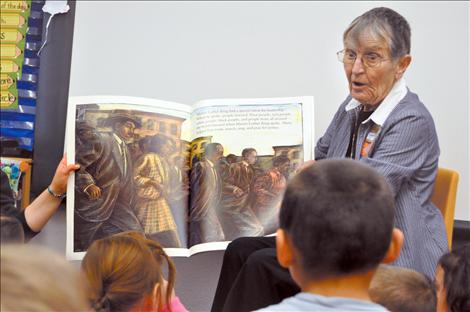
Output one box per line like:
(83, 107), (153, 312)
(0, 215), (25, 244)
(257, 159), (403, 311)
(435, 244), (470, 312)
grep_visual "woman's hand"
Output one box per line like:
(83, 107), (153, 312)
(49, 155), (80, 195)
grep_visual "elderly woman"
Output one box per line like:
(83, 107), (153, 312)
(211, 7), (447, 312)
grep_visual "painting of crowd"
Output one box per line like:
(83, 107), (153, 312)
(189, 141), (302, 246)
(73, 108), (189, 251)
(73, 106), (302, 250)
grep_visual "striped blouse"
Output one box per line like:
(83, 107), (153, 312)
(315, 88), (447, 278)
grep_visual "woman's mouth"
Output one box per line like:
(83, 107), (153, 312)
(352, 81), (366, 87)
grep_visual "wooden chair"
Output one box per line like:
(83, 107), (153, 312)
(431, 167), (459, 249)
(18, 159), (32, 209)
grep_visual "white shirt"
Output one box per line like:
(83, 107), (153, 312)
(113, 133), (128, 176)
(345, 78), (408, 126)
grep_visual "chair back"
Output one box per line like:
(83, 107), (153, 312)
(431, 167), (459, 249)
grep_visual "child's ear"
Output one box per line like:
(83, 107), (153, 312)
(276, 229), (294, 268)
(382, 228), (404, 264)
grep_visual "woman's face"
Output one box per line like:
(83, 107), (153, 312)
(435, 265), (448, 312)
(343, 31), (405, 108)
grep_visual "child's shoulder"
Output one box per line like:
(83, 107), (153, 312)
(255, 293), (389, 311)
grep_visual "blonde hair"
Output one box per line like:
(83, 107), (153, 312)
(0, 244), (89, 312)
(369, 265), (436, 312)
(82, 231), (176, 312)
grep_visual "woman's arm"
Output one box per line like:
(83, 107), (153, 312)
(134, 155), (153, 186)
(24, 156), (79, 232)
(361, 113), (438, 197)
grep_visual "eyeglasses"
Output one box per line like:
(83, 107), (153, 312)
(336, 49), (390, 68)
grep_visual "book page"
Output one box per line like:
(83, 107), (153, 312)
(187, 97), (314, 254)
(65, 96), (192, 260)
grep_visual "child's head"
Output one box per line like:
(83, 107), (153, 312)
(81, 231), (176, 312)
(435, 244), (470, 312)
(0, 215), (25, 244)
(1, 244), (89, 311)
(369, 265), (436, 312)
(276, 159), (403, 285)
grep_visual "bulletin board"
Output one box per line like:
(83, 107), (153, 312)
(1, 0), (44, 156)
(1, 0), (76, 194)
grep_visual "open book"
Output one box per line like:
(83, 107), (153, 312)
(65, 96), (314, 259)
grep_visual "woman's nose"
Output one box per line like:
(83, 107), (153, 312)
(351, 56), (365, 75)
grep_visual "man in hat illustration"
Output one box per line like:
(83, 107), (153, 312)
(99, 110), (144, 236)
(74, 110), (144, 251)
(74, 120), (121, 251)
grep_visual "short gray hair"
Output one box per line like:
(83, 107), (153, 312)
(343, 7), (411, 59)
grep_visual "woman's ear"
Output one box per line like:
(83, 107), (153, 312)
(382, 228), (404, 264)
(276, 229), (294, 268)
(395, 54), (412, 80)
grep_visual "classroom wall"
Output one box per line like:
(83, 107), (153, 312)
(67, 2), (469, 310)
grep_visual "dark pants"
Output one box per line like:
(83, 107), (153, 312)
(100, 200), (143, 236)
(74, 203), (143, 252)
(211, 236), (300, 312)
(74, 213), (104, 252)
